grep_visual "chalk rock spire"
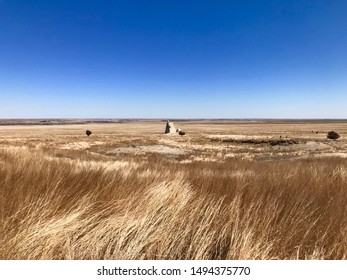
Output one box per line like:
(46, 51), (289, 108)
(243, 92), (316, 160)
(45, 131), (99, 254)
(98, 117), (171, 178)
(164, 120), (176, 134)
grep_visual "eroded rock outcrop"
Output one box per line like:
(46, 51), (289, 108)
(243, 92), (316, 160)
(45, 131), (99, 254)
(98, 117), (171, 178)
(165, 121), (176, 134)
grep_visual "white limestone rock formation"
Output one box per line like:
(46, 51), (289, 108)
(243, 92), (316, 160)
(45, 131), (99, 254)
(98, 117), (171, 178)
(164, 121), (176, 134)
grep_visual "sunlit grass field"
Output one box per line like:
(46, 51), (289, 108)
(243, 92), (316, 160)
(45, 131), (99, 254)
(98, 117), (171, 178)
(1, 120), (347, 259)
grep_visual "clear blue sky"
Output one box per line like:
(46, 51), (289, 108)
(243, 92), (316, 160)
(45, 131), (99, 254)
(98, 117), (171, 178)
(0, 0), (346, 118)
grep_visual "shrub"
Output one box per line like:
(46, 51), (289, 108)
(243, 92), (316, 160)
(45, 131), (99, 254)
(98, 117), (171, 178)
(327, 131), (340, 140)
(86, 130), (92, 137)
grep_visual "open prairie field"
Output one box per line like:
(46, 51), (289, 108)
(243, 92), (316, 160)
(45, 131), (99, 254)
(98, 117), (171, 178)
(1, 120), (347, 259)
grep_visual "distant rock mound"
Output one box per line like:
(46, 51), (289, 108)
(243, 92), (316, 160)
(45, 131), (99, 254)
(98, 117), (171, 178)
(176, 128), (186, 136)
(165, 121), (176, 134)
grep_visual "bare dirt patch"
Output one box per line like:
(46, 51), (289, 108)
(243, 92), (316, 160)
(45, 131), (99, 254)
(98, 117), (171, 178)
(106, 144), (190, 156)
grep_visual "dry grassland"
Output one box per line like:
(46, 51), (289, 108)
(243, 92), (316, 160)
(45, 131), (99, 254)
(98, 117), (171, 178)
(1, 120), (347, 259)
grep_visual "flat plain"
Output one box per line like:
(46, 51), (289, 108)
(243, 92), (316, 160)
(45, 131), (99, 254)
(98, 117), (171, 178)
(1, 120), (347, 259)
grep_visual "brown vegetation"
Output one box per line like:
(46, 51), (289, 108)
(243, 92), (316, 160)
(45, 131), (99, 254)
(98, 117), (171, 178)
(327, 131), (340, 140)
(86, 130), (92, 137)
(1, 121), (347, 259)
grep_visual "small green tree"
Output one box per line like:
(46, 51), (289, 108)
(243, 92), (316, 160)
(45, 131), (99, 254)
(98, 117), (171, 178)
(327, 131), (340, 140)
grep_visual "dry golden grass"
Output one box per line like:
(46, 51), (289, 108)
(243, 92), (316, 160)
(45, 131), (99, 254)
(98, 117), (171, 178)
(1, 120), (347, 259)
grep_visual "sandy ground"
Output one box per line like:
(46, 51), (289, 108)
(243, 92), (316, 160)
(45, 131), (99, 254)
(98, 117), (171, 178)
(106, 144), (190, 156)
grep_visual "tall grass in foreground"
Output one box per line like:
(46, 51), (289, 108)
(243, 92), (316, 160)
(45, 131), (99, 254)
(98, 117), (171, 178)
(1, 146), (347, 259)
